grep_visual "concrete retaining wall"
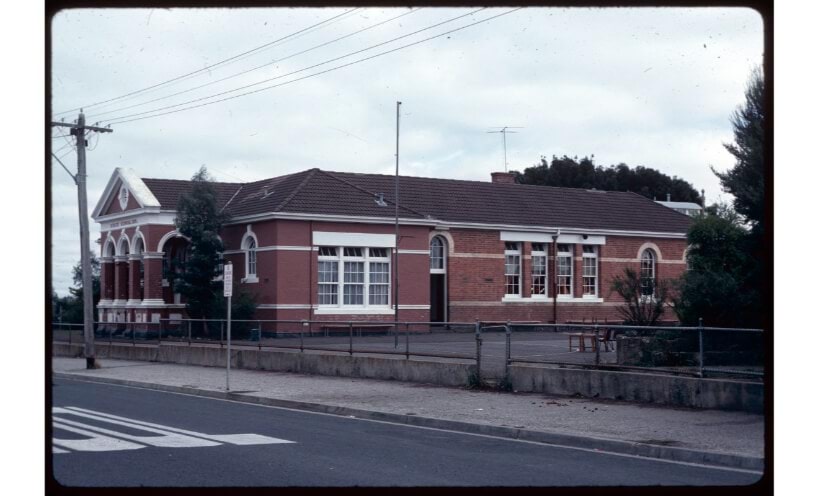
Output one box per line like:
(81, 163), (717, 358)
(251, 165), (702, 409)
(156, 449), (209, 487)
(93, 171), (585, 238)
(52, 343), (474, 388)
(510, 364), (763, 413)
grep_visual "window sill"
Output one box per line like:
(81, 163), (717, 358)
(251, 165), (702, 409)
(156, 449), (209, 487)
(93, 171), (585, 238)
(242, 276), (259, 284)
(314, 307), (395, 315)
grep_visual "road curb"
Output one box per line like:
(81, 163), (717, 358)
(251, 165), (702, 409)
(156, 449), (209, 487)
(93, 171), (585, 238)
(53, 372), (764, 472)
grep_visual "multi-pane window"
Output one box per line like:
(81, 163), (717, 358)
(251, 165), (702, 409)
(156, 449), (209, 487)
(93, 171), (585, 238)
(343, 261), (365, 304)
(531, 243), (547, 297)
(557, 244), (573, 296)
(245, 238), (257, 277)
(504, 242), (521, 296)
(430, 236), (446, 273)
(317, 247), (339, 305)
(640, 249), (656, 297)
(582, 245), (598, 296)
(317, 246), (391, 307)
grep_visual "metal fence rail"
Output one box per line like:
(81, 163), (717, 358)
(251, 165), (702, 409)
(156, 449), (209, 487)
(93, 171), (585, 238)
(51, 319), (484, 363)
(502, 322), (764, 380)
(51, 319), (764, 382)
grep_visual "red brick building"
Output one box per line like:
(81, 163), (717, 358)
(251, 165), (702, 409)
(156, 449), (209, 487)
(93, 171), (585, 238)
(92, 168), (691, 326)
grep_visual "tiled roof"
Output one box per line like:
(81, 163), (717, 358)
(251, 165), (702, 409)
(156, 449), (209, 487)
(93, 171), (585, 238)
(141, 178), (243, 212)
(141, 169), (693, 234)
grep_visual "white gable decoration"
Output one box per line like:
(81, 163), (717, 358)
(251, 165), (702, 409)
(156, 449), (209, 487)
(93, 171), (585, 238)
(92, 168), (161, 219)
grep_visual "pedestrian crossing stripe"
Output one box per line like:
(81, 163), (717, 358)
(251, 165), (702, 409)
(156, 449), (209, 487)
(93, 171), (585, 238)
(52, 406), (295, 453)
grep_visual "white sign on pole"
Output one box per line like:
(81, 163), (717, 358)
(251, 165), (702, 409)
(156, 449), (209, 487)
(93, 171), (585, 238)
(223, 263), (233, 297)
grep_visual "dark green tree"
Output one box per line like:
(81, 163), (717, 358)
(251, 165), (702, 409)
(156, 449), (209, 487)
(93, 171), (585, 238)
(712, 66), (765, 232)
(174, 167), (228, 327)
(513, 155), (702, 203)
(675, 68), (765, 330)
(672, 204), (760, 327)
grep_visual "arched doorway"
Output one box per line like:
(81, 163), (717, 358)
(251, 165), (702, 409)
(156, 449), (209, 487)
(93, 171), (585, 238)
(429, 236), (448, 323)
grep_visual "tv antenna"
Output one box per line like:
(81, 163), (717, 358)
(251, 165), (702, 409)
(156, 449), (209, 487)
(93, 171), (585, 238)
(487, 126), (523, 172)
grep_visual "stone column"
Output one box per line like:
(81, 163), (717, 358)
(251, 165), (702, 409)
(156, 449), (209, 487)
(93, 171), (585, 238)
(113, 256), (129, 303)
(99, 257), (114, 302)
(140, 252), (166, 329)
(113, 255), (129, 328)
(128, 255), (142, 303)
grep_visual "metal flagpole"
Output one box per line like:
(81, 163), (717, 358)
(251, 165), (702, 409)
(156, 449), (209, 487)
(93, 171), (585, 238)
(394, 101), (401, 345)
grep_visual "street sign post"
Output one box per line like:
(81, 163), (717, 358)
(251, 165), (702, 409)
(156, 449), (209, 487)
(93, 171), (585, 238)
(224, 263), (233, 391)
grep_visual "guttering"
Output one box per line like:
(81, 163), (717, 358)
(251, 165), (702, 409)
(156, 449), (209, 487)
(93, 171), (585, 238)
(223, 211), (439, 227)
(221, 211), (688, 239)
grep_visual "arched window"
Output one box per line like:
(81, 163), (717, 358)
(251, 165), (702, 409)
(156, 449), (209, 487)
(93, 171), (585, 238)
(245, 237), (257, 278)
(430, 236), (446, 273)
(640, 249), (656, 297)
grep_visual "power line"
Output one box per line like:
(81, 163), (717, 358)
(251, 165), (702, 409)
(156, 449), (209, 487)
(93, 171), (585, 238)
(103, 8), (517, 126)
(82, 8), (363, 118)
(99, 7), (485, 124)
(86, 8), (422, 121)
(54, 8), (361, 117)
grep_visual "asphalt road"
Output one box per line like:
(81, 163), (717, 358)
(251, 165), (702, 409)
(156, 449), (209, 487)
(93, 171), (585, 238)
(51, 378), (762, 487)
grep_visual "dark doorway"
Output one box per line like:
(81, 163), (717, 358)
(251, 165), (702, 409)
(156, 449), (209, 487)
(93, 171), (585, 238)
(430, 274), (446, 322)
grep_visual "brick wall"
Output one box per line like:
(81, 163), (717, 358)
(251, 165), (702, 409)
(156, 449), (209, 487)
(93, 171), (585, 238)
(97, 215), (688, 325)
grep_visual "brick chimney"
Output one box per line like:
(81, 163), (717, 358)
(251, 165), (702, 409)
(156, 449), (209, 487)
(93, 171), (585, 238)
(491, 172), (516, 184)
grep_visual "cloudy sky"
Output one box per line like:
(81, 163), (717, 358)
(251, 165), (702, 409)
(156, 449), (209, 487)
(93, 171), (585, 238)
(49, 6), (764, 295)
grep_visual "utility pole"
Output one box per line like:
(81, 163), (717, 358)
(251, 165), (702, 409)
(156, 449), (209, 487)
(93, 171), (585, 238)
(51, 112), (113, 369)
(394, 101), (401, 336)
(487, 126), (523, 172)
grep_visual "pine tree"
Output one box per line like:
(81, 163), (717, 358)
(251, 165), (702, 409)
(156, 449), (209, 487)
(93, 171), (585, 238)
(713, 66), (765, 232)
(174, 167), (227, 326)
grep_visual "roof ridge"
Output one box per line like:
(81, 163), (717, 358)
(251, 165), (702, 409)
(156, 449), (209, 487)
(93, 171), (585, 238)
(142, 176), (241, 187)
(274, 168), (319, 212)
(318, 169), (431, 218)
(326, 169), (646, 196)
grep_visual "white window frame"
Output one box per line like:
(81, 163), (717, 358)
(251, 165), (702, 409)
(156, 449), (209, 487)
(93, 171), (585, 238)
(531, 243), (548, 298)
(504, 242), (521, 298)
(316, 246), (391, 310)
(430, 236), (446, 274)
(243, 235), (259, 283)
(640, 249), (656, 298)
(556, 244), (573, 298)
(582, 245), (598, 297)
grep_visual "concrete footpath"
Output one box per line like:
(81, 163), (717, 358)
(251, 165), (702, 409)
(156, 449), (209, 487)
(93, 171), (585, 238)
(51, 357), (765, 471)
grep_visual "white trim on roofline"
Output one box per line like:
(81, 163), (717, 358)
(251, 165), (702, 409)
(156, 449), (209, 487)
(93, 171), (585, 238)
(225, 211), (438, 227)
(91, 168), (161, 219)
(221, 211), (687, 239)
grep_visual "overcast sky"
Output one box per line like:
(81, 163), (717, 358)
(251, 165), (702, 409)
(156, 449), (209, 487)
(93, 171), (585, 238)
(49, 6), (764, 295)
